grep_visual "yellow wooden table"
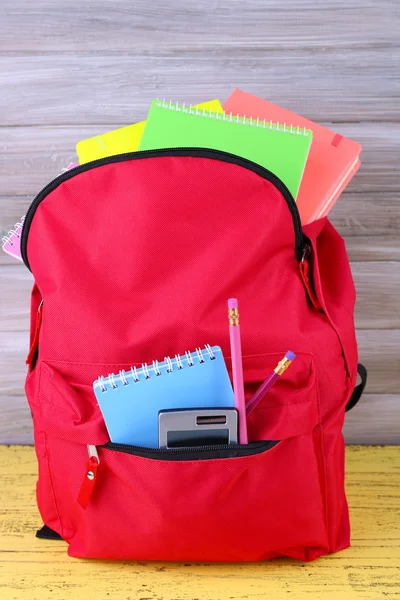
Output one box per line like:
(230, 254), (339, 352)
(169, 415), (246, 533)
(0, 446), (399, 600)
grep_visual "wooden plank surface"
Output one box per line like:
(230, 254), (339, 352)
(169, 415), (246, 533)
(2, 1), (399, 52)
(0, 445), (398, 599)
(1, 50), (399, 124)
(343, 395), (400, 445)
(0, 1), (399, 444)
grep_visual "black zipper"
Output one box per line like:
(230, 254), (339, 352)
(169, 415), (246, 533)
(102, 439), (279, 461)
(21, 148), (304, 270)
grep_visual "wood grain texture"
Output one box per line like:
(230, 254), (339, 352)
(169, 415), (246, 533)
(343, 237), (400, 262)
(329, 193), (400, 238)
(0, 445), (399, 599)
(1, 49), (399, 124)
(355, 330), (400, 395)
(343, 395), (400, 445)
(1, 1), (399, 52)
(0, 0), (399, 444)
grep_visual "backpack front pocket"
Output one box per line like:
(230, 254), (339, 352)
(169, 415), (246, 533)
(70, 435), (328, 562)
(36, 357), (329, 562)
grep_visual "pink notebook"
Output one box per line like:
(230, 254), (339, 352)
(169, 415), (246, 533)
(2, 163), (77, 262)
(223, 89), (361, 224)
(2, 216), (25, 261)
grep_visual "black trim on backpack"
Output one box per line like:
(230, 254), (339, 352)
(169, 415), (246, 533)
(20, 148), (305, 269)
(102, 439), (279, 461)
(36, 524), (63, 540)
(345, 364), (367, 412)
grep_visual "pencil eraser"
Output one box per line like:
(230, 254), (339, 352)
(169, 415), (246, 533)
(286, 350), (296, 361)
(228, 298), (238, 309)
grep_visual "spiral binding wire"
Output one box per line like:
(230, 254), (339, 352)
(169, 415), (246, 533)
(98, 345), (216, 392)
(2, 216), (25, 247)
(119, 370), (129, 386)
(155, 99), (309, 136)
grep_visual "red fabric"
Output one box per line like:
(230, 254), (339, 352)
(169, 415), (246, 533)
(24, 155), (358, 561)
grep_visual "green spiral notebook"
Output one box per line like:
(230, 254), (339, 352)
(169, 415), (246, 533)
(139, 99), (313, 199)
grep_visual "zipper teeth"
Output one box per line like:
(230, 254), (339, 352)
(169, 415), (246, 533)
(21, 147), (304, 269)
(104, 440), (272, 456)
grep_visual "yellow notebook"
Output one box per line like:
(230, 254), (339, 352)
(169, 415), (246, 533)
(76, 99), (223, 164)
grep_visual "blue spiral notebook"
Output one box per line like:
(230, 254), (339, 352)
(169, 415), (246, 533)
(93, 345), (234, 448)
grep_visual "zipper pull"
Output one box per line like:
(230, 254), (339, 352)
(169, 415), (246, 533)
(299, 245), (322, 311)
(26, 300), (43, 367)
(77, 445), (100, 509)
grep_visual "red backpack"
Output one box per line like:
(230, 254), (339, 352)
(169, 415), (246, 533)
(22, 149), (366, 561)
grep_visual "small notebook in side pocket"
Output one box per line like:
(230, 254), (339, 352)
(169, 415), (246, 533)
(93, 346), (234, 448)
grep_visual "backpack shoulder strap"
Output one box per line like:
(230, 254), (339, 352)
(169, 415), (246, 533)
(346, 364), (367, 412)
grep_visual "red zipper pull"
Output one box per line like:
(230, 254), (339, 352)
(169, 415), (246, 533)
(26, 300), (43, 366)
(77, 445), (100, 509)
(299, 246), (322, 311)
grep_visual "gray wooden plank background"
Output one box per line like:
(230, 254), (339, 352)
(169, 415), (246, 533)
(0, 0), (399, 444)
